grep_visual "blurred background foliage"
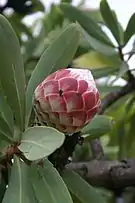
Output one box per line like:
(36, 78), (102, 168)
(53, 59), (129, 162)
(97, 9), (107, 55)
(1, 0), (135, 202)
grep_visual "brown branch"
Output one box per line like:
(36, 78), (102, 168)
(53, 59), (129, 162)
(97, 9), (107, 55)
(66, 158), (135, 190)
(99, 46), (135, 115)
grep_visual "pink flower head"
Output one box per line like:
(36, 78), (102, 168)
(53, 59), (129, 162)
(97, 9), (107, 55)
(34, 68), (101, 133)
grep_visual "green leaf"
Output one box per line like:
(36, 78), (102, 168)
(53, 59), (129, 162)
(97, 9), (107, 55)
(83, 32), (115, 56)
(74, 51), (121, 69)
(82, 115), (114, 140)
(100, 0), (122, 45)
(26, 23), (80, 126)
(2, 156), (30, 203)
(118, 61), (129, 77)
(29, 159), (73, 203)
(18, 126), (65, 161)
(0, 90), (14, 142)
(60, 3), (114, 47)
(0, 172), (6, 202)
(61, 0), (72, 3)
(84, 9), (103, 23)
(71, 193), (83, 203)
(91, 67), (119, 79)
(33, 20), (71, 58)
(0, 15), (26, 131)
(0, 90), (14, 133)
(124, 13), (135, 45)
(0, 140), (9, 153)
(0, 116), (14, 142)
(9, 15), (32, 38)
(23, 38), (42, 63)
(98, 85), (121, 94)
(62, 170), (106, 203)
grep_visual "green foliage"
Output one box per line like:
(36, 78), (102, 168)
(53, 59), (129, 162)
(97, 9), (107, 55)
(60, 3), (114, 47)
(0, 15), (26, 133)
(82, 115), (114, 140)
(29, 159), (73, 203)
(0, 90), (14, 142)
(18, 126), (65, 161)
(9, 14), (33, 39)
(0, 1), (135, 203)
(81, 32), (116, 55)
(124, 13), (135, 45)
(100, 0), (123, 45)
(2, 156), (29, 203)
(63, 170), (106, 203)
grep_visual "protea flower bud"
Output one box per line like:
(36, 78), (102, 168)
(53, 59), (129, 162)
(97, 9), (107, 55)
(34, 68), (101, 133)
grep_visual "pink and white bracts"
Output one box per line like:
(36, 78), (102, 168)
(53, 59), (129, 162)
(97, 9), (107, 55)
(34, 68), (101, 133)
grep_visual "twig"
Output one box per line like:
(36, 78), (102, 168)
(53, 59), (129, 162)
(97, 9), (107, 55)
(118, 46), (135, 83)
(99, 82), (134, 114)
(99, 45), (135, 115)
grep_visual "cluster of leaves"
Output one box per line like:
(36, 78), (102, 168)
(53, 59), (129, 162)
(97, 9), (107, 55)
(0, 0), (135, 202)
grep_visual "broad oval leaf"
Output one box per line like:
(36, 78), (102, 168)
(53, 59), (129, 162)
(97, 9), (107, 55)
(100, 0), (122, 45)
(62, 170), (106, 203)
(82, 115), (114, 140)
(26, 23), (80, 126)
(18, 126), (65, 161)
(124, 13), (135, 45)
(60, 3), (114, 47)
(29, 159), (73, 203)
(0, 15), (26, 131)
(2, 156), (30, 203)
